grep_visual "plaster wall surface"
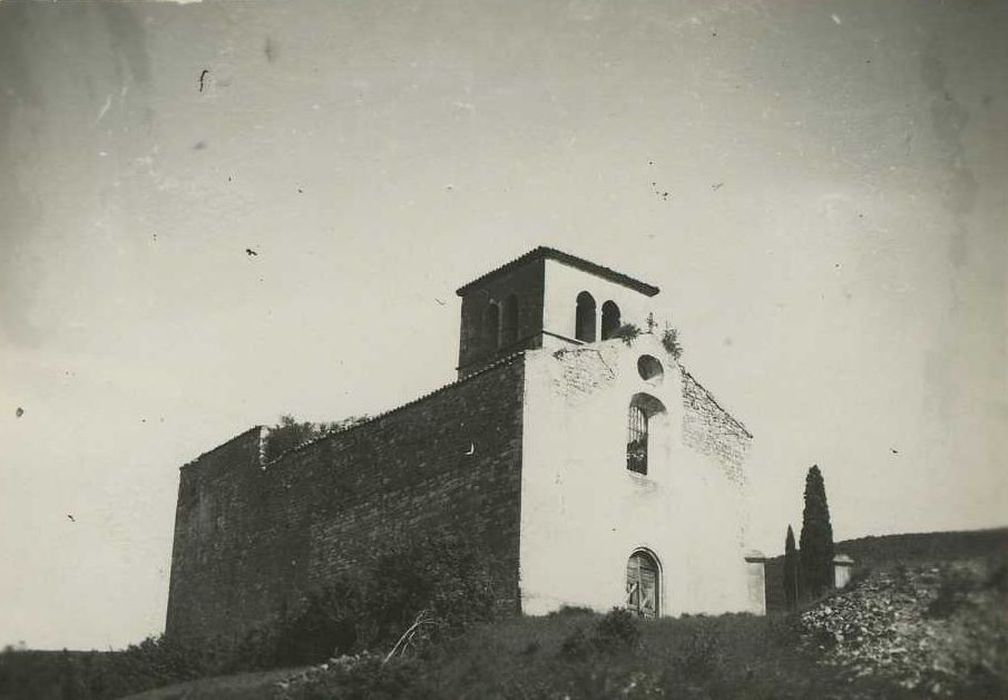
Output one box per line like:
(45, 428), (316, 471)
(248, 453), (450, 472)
(835, 562), (854, 589)
(541, 258), (656, 345)
(518, 335), (755, 617)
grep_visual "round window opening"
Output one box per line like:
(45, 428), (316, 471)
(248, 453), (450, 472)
(637, 355), (664, 384)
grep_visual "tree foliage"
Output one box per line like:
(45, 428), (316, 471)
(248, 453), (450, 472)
(235, 526), (498, 670)
(798, 465), (835, 597)
(784, 524), (798, 609)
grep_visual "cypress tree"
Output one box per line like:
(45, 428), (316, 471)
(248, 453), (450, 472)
(783, 525), (798, 609)
(798, 465), (835, 597)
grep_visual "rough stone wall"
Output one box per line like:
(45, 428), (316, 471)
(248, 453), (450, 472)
(680, 368), (752, 485)
(548, 345), (619, 399)
(164, 426), (266, 642)
(457, 258), (545, 376)
(165, 356), (526, 645)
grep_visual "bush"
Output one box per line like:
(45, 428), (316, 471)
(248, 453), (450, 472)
(227, 527), (498, 672)
(592, 608), (640, 651)
(611, 323), (641, 346)
(984, 560), (1008, 592)
(272, 581), (361, 667)
(558, 608), (641, 658)
(673, 622), (726, 680)
(661, 327), (683, 360)
(547, 605), (594, 618)
(925, 567), (977, 619)
(264, 414), (369, 462)
(558, 628), (593, 660)
(278, 652), (425, 700)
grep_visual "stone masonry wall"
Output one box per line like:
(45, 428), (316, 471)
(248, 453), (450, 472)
(165, 426), (266, 642)
(680, 368), (752, 485)
(457, 258), (545, 376)
(165, 356), (527, 645)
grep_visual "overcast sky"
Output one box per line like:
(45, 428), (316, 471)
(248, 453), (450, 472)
(1, 0), (1005, 650)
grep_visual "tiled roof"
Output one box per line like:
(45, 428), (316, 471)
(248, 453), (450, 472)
(260, 351), (528, 468)
(455, 246), (660, 297)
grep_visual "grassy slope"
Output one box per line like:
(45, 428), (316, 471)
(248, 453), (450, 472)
(832, 528), (1008, 569)
(4, 528), (1006, 700)
(408, 610), (860, 700)
(122, 668), (304, 700)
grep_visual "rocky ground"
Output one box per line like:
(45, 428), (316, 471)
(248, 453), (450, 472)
(799, 558), (1008, 698)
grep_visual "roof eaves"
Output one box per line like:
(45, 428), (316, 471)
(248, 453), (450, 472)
(680, 366), (753, 439)
(456, 246), (659, 297)
(261, 351), (528, 468)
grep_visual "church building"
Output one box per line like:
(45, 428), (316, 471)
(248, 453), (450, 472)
(165, 247), (764, 644)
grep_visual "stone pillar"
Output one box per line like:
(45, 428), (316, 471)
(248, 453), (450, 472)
(833, 554), (854, 589)
(744, 549), (767, 615)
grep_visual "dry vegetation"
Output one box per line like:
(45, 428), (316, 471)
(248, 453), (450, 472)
(3, 530), (1006, 700)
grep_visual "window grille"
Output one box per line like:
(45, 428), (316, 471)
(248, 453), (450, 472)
(627, 404), (648, 474)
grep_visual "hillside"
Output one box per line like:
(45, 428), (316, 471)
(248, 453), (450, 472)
(3, 528), (1006, 700)
(765, 527), (1008, 612)
(125, 554), (1007, 700)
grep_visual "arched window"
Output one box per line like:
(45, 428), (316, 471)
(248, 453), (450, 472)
(627, 405), (649, 474)
(601, 301), (621, 340)
(637, 355), (664, 384)
(575, 291), (596, 342)
(627, 393), (666, 475)
(501, 294), (519, 347)
(626, 550), (660, 618)
(484, 302), (500, 350)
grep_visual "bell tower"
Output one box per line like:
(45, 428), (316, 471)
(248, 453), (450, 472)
(455, 247), (660, 378)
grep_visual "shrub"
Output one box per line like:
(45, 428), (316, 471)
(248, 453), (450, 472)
(611, 323), (641, 346)
(660, 326), (683, 360)
(226, 527), (499, 672)
(558, 628), (593, 660)
(358, 528), (498, 648)
(674, 623), (726, 680)
(272, 581), (361, 667)
(279, 652), (425, 700)
(557, 608), (641, 659)
(984, 560), (1008, 592)
(547, 605), (594, 617)
(925, 567), (977, 619)
(592, 608), (640, 651)
(264, 414), (369, 462)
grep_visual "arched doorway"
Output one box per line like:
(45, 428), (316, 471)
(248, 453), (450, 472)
(626, 550), (660, 618)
